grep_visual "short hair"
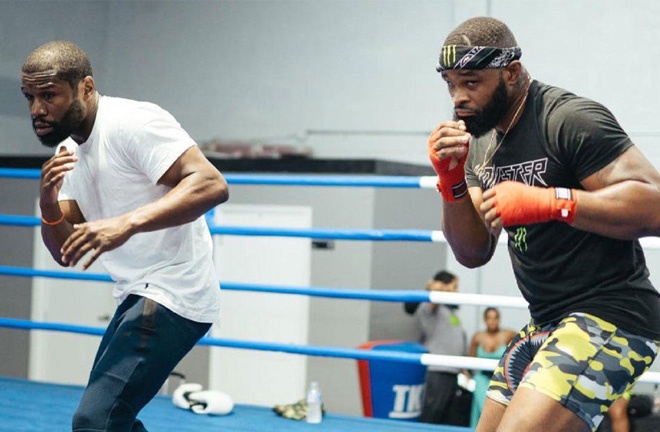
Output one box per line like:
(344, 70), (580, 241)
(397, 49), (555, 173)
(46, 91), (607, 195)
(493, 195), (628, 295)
(22, 40), (93, 89)
(433, 270), (457, 284)
(483, 307), (500, 319)
(444, 17), (518, 48)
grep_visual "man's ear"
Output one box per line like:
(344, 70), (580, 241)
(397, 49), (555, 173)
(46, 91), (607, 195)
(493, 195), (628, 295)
(81, 76), (96, 100)
(503, 60), (523, 86)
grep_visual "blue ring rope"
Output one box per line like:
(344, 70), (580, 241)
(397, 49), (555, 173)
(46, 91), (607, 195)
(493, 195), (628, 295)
(225, 174), (424, 188)
(0, 317), (423, 364)
(0, 168), (429, 188)
(5, 316), (660, 382)
(222, 282), (430, 302)
(0, 214), (435, 242)
(0, 214), (40, 227)
(0, 265), (431, 303)
(0, 168), (41, 180)
(208, 226), (433, 241)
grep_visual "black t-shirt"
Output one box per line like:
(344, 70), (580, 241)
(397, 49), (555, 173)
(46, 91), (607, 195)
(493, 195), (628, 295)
(465, 80), (660, 339)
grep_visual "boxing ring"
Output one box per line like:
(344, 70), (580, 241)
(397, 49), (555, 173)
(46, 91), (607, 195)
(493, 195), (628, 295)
(0, 377), (458, 432)
(2, 167), (660, 432)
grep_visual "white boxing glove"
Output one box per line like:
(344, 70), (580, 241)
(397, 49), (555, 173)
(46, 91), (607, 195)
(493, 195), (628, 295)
(187, 390), (234, 415)
(172, 383), (204, 410)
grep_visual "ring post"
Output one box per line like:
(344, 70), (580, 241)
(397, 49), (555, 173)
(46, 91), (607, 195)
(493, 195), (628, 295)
(357, 340), (427, 421)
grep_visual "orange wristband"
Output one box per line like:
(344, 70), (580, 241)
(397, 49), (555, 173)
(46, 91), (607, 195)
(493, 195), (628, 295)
(41, 213), (65, 226)
(428, 138), (468, 201)
(492, 181), (577, 226)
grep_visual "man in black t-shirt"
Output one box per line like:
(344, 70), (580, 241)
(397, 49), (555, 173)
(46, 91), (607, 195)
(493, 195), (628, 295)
(427, 16), (660, 432)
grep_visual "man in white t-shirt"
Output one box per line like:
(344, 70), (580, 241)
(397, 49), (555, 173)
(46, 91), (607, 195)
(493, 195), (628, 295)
(21, 40), (229, 431)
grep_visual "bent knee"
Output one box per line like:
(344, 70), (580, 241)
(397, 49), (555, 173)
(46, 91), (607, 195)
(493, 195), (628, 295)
(72, 408), (106, 431)
(73, 398), (137, 432)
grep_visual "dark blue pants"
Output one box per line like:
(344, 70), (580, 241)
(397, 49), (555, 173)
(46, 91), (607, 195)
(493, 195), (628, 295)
(72, 295), (211, 431)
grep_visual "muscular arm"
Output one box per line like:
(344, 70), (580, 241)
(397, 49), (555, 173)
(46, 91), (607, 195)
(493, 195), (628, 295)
(62, 146), (229, 269)
(125, 145), (228, 233)
(429, 120), (498, 268)
(572, 146), (660, 239)
(442, 187), (498, 268)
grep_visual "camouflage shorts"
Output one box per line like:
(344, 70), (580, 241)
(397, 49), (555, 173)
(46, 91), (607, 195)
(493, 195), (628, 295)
(487, 312), (659, 431)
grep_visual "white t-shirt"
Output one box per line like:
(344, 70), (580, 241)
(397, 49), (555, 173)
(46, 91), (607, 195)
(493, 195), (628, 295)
(58, 95), (221, 323)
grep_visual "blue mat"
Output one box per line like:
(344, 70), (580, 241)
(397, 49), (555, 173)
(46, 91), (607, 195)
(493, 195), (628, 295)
(0, 377), (472, 431)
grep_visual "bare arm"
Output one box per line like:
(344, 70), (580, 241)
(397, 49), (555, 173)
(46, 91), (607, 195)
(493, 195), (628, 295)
(571, 146), (660, 239)
(429, 120), (498, 268)
(41, 200), (85, 266)
(62, 146), (229, 269)
(128, 145), (228, 233)
(482, 145), (660, 238)
(442, 187), (498, 268)
(39, 148), (86, 266)
(469, 332), (480, 357)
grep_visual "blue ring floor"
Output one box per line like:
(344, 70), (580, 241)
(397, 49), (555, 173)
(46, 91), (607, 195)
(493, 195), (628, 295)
(0, 376), (472, 431)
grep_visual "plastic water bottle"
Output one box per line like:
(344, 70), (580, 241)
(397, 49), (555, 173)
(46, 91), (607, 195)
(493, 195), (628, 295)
(306, 381), (323, 424)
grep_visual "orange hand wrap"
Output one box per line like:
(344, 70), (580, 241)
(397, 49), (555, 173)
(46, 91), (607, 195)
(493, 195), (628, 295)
(428, 139), (468, 202)
(491, 181), (577, 226)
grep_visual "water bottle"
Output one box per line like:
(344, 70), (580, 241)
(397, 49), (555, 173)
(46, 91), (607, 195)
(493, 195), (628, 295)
(306, 381), (323, 424)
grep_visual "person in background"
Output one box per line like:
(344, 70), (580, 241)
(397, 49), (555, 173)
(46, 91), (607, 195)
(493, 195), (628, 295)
(21, 40), (229, 431)
(404, 270), (468, 425)
(469, 307), (516, 428)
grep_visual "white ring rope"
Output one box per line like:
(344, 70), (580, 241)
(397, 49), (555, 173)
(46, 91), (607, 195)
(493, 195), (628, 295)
(433, 230), (660, 248)
(418, 176), (439, 189)
(428, 291), (528, 308)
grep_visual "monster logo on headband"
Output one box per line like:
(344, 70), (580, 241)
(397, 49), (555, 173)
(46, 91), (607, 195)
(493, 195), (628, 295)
(436, 45), (522, 72)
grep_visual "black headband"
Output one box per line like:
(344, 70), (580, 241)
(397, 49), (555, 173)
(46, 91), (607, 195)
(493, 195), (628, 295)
(436, 45), (522, 72)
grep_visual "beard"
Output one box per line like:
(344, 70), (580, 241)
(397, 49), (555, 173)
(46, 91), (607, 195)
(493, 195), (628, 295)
(453, 77), (511, 138)
(34, 98), (85, 148)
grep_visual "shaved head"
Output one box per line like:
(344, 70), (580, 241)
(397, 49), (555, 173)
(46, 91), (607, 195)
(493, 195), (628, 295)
(22, 41), (92, 89)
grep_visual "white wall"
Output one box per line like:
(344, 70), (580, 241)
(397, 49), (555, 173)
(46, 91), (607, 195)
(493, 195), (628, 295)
(3, 0), (658, 165)
(0, 1), (111, 156)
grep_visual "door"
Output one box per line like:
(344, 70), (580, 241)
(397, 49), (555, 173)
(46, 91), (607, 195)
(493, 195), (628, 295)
(209, 203), (312, 406)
